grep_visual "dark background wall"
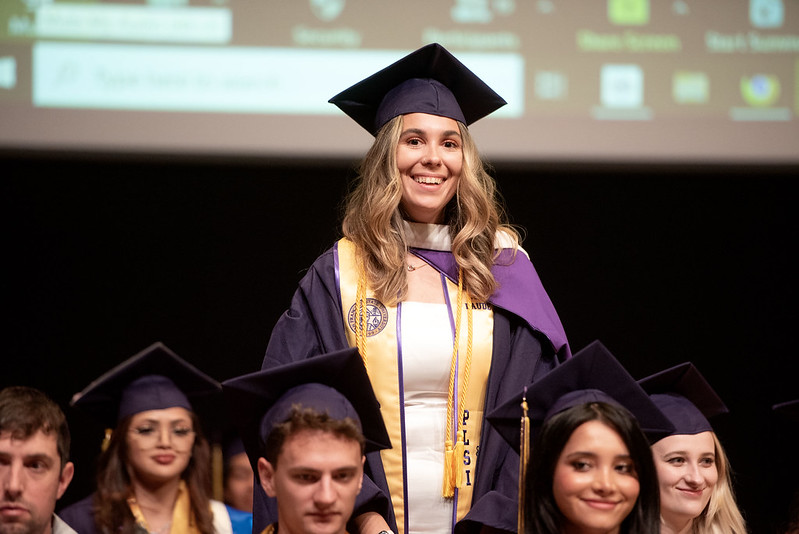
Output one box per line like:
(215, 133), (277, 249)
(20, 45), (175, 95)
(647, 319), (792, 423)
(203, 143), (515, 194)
(2, 151), (797, 533)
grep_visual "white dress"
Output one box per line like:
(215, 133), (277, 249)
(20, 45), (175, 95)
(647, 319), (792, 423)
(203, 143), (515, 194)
(401, 301), (455, 534)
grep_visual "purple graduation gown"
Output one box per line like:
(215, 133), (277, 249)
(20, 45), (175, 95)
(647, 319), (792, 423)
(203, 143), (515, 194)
(257, 243), (570, 534)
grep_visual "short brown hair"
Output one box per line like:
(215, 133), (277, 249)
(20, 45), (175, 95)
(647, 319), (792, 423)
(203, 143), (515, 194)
(263, 405), (365, 466)
(0, 386), (70, 467)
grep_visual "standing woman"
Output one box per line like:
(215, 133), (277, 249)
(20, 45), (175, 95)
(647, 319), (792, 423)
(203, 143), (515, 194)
(59, 342), (246, 534)
(261, 43), (570, 534)
(639, 363), (747, 534)
(487, 340), (671, 534)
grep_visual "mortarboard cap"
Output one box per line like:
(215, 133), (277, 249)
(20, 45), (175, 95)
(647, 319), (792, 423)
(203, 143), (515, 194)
(71, 342), (221, 425)
(221, 347), (390, 473)
(487, 340), (674, 452)
(772, 399), (799, 423)
(638, 362), (728, 438)
(223, 435), (247, 463)
(329, 43), (506, 135)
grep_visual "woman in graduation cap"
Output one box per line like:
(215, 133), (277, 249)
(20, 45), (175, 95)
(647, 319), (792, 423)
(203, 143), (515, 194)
(487, 341), (670, 534)
(59, 342), (249, 534)
(261, 43), (570, 534)
(639, 363), (747, 534)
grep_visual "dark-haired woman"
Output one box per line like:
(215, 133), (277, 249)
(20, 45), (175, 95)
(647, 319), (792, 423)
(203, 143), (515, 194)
(525, 402), (661, 534)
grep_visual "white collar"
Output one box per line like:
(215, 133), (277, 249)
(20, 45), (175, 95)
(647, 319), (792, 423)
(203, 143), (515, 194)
(403, 220), (451, 251)
(402, 220), (528, 258)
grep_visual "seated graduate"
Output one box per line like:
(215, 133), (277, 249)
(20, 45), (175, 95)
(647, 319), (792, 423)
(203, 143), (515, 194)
(221, 347), (391, 534)
(0, 386), (76, 534)
(58, 342), (247, 534)
(221, 436), (253, 514)
(218, 436), (254, 534)
(638, 362), (747, 534)
(487, 340), (674, 534)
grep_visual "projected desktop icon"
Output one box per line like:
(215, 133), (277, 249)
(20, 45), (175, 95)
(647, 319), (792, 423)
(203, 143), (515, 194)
(672, 71), (709, 104)
(749, 0), (784, 28)
(740, 74), (781, 107)
(451, 0), (493, 23)
(608, 0), (649, 25)
(601, 64), (644, 109)
(0, 56), (16, 90)
(534, 70), (568, 101)
(310, 0), (345, 22)
(451, 0), (516, 23)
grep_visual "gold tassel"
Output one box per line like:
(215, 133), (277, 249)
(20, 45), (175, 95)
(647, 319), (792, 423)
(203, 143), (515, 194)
(355, 254), (368, 370)
(442, 439), (455, 497)
(454, 439), (465, 488)
(442, 270), (474, 498)
(518, 387), (530, 534)
(101, 428), (113, 452)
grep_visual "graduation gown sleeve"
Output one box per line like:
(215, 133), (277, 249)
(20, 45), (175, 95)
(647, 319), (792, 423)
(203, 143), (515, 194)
(58, 495), (100, 534)
(257, 247), (395, 534)
(455, 311), (560, 534)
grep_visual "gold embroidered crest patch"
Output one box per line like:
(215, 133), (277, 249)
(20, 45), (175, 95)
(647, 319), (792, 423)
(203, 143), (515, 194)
(347, 298), (389, 336)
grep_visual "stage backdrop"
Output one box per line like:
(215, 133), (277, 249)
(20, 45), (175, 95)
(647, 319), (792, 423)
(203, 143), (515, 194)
(2, 152), (797, 533)
(1, 0), (798, 164)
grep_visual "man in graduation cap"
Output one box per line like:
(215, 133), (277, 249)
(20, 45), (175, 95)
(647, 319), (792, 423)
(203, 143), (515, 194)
(262, 42), (569, 534)
(0, 386), (76, 534)
(222, 347), (391, 534)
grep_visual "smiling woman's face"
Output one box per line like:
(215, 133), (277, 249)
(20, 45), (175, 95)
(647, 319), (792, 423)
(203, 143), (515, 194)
(552, 420), (640, 534)
(396, 112), (463, 224)
(651, 431), (718, 530)
(125, 407), (195, 486)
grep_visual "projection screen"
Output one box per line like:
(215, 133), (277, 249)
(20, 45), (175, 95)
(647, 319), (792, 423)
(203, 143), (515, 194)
(1, 0), (798, 164)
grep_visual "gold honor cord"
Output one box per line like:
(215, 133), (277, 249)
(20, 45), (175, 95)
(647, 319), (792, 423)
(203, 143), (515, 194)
(518, 388), (530, 534)
(101, 428), (113, 452)
(355, 254), (368, 372)
(443, 271), (473, 498)
(355, 255), (473, 499)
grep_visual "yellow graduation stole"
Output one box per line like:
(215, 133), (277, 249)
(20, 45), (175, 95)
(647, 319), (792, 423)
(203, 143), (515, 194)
(127, 481), (200, 534)
(337, 238), (493, 534)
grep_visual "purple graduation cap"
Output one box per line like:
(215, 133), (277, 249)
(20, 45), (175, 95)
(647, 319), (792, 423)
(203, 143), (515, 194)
(487, 340), (675, 452)
(70, 341), (221, 424)
(773, 399), (799, 422)
(638, 362), (728, 440)
(221, 346), (390, 473)
(328, 42), (506, 136)
(223, 435), (247, 463)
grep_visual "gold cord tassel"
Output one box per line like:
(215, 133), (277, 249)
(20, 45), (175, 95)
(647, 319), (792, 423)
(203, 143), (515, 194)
(355, 254), (368, 370)
(442, 439), (455, 497)
(443, 270), (472, 497)
(101, 428), (113, 452)
(518, 387), (530, 534)
(454, 439), (465, 488)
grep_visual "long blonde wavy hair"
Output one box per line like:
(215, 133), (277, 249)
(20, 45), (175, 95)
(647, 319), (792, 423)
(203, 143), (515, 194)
(341, 114), (519, 305)
(688, 432), (747, 534)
